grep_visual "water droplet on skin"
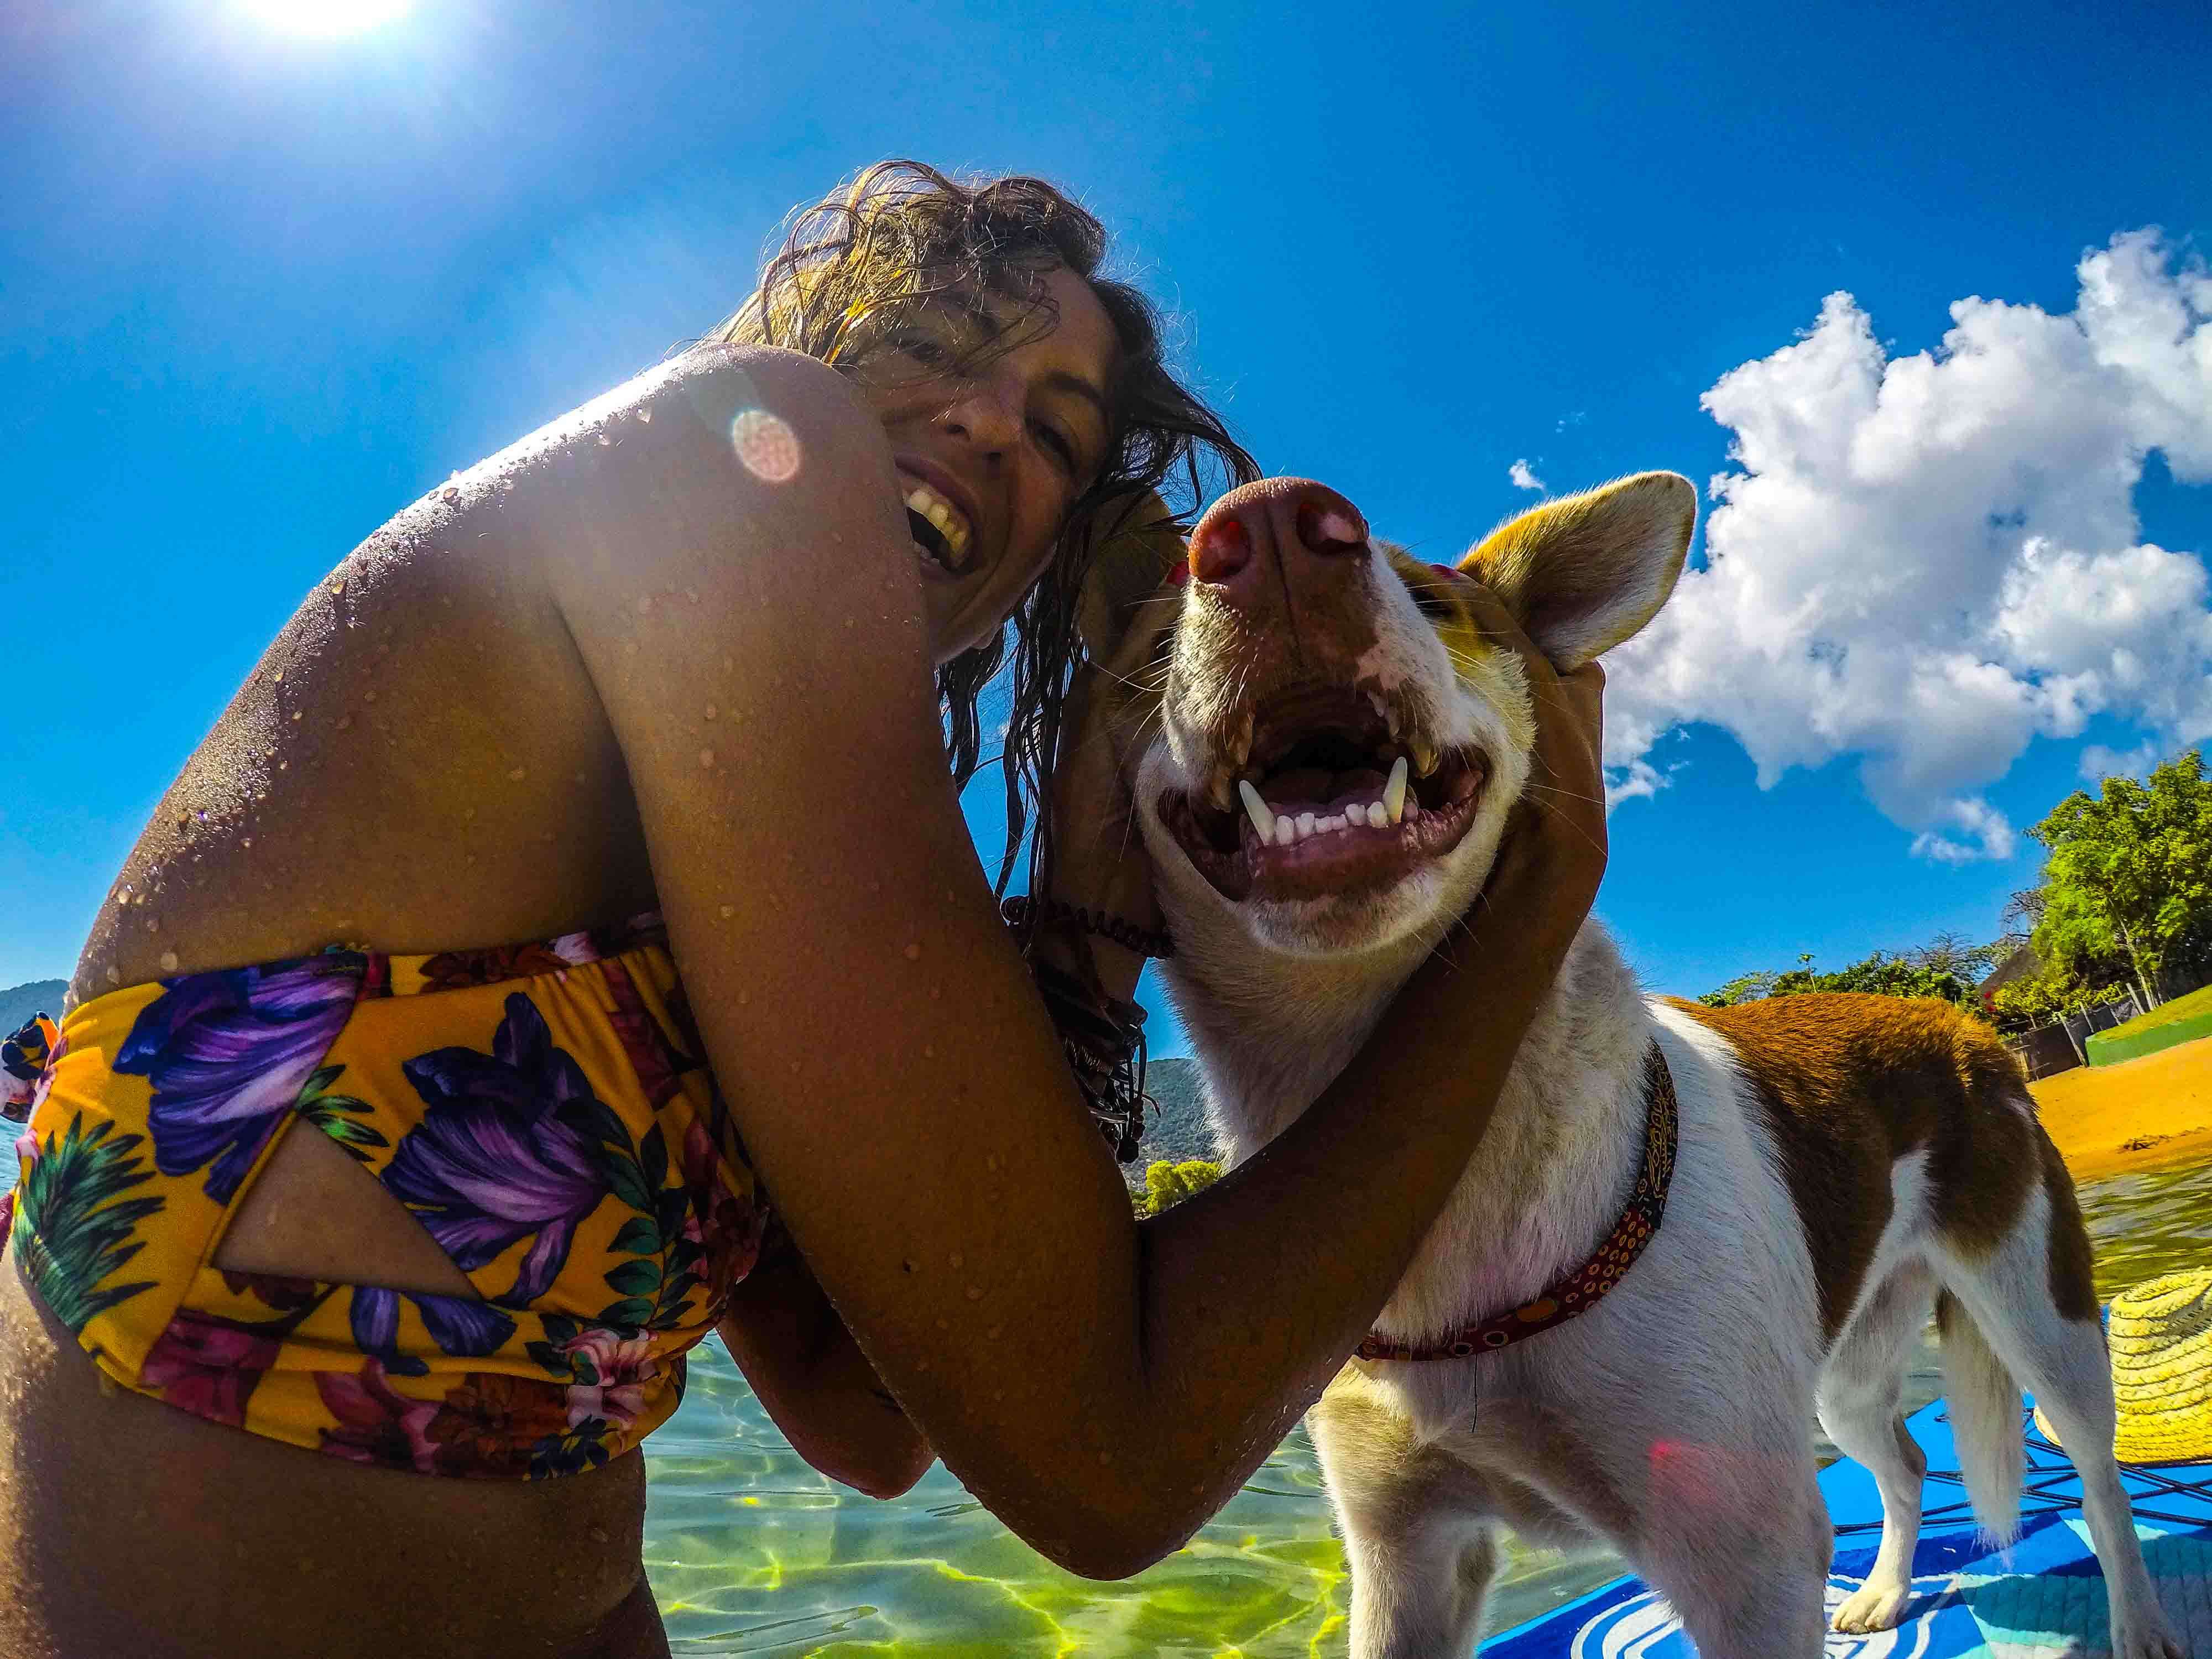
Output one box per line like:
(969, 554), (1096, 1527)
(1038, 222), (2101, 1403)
(363, 691), (377, 703)
(272, 671), (283, 682)
(330, 581), (346, 597)
(159, 951), (178, 973)
(718, 905), (734, 918)
(703, 704), (717, 721)
(686, 588), (698, 603)
(336, 715), (352, 730)
(948, 1254), (963, 1269)
(441, 486), (460, 502)
(463, 807), (476, 821)
(965, 1285), (983, 1301)
(636, 408), (651, 424)
(290, 712), (302, 723)
(146, 917), (159, 933)
(597, 434), (612, 447)
(698, 749), (714, 769)
(788, 1059), (800, 1074)
(507, 768), (526, 782)
(242, 838), (252, 849)
(904, 942), (922, 961)
(107, 963), (122, 985)
(737, 988), (749, 1005)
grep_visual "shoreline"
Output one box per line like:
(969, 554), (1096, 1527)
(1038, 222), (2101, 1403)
(2031, 1031), (2212, 1181)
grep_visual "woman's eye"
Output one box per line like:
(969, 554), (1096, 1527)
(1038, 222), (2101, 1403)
(1031, 421), (1078, 470)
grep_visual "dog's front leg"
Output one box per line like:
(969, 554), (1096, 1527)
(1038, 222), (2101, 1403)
(1311, 1374), (1499, 1659)
(1634, 1460), (1834, 1659)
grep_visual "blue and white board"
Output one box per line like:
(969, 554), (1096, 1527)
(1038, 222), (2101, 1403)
(1484, 1402), (2212, 1656)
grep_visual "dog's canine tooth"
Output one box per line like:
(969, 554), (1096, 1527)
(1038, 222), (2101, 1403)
(1209, 769), (1234, 812)
(1384, 755), (1409, 823)
(1237, 780), (1276, 843)
(1413, 740), (1441, 778)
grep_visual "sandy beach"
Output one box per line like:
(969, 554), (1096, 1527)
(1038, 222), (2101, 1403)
(2032, 1031), (2212, 1180)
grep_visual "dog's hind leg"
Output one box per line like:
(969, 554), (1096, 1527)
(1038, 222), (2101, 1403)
(1932, 1146), (2186, 1659)
(1310, 1374), (1499, 1659)
(1815, 1259), (1937, 1634)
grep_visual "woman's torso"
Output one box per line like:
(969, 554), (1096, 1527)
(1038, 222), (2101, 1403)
(6, 371), (716, 1657)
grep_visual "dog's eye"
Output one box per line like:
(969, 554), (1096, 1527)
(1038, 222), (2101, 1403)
(1411, 583), (1460, 620)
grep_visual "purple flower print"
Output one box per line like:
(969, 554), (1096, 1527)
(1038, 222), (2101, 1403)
(114, 953), (363, 1204)
(387, 994), (617, 1309)
(347, 1285), (517, 1376)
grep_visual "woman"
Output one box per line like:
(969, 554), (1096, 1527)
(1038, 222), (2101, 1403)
(0, 163), (1609, 1658)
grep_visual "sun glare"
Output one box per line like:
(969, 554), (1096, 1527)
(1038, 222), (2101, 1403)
(241, 0), (412, 37)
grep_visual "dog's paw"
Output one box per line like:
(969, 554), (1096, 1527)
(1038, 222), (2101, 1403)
(1829, 1578), (1910, 1634)
(2107, 1604), (2187, 1659)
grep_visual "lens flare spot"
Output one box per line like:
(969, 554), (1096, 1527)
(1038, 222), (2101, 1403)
(730, 409), (801, 483)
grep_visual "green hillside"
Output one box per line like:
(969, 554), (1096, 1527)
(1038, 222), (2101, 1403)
(0, 979), (67, 1042)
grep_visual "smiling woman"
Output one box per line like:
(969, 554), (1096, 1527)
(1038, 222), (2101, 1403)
(0, 156), (1615, 1659)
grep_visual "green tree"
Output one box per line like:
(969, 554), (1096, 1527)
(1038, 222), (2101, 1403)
(1132, 1159), (1223, 1217)
(2029, 749), (2212, 1009)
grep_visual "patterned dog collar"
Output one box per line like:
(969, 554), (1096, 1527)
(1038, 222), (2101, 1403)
(1355, 1040), (1679, 1363)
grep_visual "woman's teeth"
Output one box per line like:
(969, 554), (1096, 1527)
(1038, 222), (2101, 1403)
(1237, 756), (1412, 848)
(901, 477), (972, 568)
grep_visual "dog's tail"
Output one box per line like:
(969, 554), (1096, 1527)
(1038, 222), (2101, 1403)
(1937, 1289), (2023, 1545)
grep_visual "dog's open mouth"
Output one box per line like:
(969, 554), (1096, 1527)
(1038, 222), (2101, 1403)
(1159, 685), (1487, 902)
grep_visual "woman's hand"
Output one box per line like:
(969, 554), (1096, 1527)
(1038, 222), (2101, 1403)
(1035, 498), (1186, 1000)
(717, 1243), (936, 1500)
(1457, 581), (1609, 962)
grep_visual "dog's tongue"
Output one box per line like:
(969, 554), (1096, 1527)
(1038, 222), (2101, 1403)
(1258, 766), (1389, 812)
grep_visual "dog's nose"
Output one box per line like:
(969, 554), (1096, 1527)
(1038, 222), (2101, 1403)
(1188, 478), (1370, 601)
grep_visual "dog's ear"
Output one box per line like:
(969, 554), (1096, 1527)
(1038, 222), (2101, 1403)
(1076, 492), (1187, 664)
(1458, 472), (1695, 670)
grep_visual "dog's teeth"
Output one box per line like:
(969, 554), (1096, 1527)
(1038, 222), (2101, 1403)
(1296, 811), (1317, 839)
(1385, 755), (1409, 823)
(1276, 817), (1298, 846)
(1413, 741), (1440, 778)
(1369, 691), (1389, 725)
(1237, 780), (1276, 844)
(1209, 771), (1234, 812)
(1366, 801), (1389, 828)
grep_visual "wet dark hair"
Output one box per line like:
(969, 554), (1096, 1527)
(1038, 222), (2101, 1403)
(706, 160), (1259, 901)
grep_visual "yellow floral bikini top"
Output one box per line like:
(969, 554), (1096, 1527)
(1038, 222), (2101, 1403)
(1, 914), (767, 1479)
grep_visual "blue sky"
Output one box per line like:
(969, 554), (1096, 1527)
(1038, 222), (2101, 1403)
(4, 0), (2208, 1055)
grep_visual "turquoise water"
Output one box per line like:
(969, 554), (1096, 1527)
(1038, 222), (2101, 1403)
(7, 1151), (2208, 1655)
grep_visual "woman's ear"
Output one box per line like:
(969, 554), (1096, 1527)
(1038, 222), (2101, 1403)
(1076, 492), (1186, 664)
(1458, 472), (1697, 670)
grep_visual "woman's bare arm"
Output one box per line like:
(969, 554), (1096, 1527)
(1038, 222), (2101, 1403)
(539, 345), (1605, 1578)
(717, 1251), (933, 1500)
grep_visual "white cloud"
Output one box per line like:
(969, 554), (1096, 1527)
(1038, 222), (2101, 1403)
(2078, 740), (2162, 782)
(1603, 229), (2212, 859)
(1509, 458), (1547, 492)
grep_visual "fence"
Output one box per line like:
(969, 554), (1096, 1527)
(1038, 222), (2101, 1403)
(2001, 963), (2211, 1079)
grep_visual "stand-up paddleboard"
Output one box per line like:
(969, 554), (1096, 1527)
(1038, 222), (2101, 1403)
(1484, 1402), (2212, 1656)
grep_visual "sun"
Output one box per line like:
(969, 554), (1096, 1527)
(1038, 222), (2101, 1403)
(239, 0), (412, 37)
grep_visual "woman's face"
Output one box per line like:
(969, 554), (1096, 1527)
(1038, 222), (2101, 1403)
(853, 265), (1119, 663)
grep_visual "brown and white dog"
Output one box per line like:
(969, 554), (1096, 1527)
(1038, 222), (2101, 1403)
(1079, 477), (2188, 1658)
